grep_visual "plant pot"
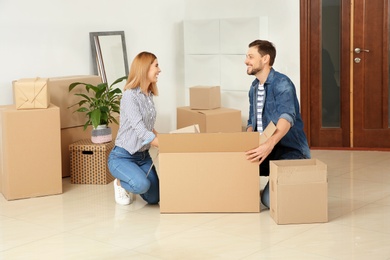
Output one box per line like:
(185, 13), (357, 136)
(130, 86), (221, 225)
(91, 125), (112, 144)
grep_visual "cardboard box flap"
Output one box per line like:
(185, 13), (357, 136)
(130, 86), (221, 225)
(260, 121), (276, 144)
(271, 159), (327, 185)
(159, 132), (259, 153)
(169, 124), (200, 133)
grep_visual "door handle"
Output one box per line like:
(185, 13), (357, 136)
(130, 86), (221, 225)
(354, 57), (361, 63)
(354, 47), (370, 53)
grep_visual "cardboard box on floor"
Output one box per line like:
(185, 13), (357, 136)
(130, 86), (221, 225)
(60, 120), (119, 177)
(69, 139), (115, 185)
(0, 104), (62, 200)
(177, 106), (242, 133)
(158, 122), (276, 213)
(189, 86), (221, 110)
(269, 159), (328, 224)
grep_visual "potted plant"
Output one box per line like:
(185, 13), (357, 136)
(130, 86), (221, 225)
(68, 76), (127, 144)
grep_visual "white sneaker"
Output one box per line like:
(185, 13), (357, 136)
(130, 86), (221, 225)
(114, 179), (132, 205)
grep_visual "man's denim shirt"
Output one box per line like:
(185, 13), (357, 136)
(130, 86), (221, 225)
(247, 68), (311, 159)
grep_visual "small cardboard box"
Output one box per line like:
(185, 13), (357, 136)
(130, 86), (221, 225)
(13, 78), (50, 109)
(0, 104), (62, 200)
(69, 139), (115, 185)
(60, 118), (119, 177)
(177, 106), (241, 133)
(190, 86), (221, 110)
(270, 159), (328, 224)
(158, 131), (260, 213)
(48, 75), (102, 129)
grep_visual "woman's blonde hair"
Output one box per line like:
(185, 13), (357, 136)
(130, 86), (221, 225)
(124, 51), (159, 95)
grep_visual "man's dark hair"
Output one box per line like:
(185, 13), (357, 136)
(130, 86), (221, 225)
(248, 40), (276, 66)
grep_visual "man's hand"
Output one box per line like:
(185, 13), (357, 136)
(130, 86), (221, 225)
(246, 141), (274, 164)
(245, 118), (291, 164)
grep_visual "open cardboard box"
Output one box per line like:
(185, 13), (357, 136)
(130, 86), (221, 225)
(269, 158), (328, 224)
(158, 122), (276, 213)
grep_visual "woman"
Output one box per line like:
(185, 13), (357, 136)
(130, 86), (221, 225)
(108, 51), (161, 205)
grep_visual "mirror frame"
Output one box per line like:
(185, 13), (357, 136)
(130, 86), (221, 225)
(89, 31), (129, 83)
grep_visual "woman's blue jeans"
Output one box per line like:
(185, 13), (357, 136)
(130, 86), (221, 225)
(260, 146), (309, 209)
(108, 146), (159, 204)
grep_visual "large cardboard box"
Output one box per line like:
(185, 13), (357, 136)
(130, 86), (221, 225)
(0, 104), (62, 200)
(48, 75), (102, 129)
(190, 86), (221, 110)
(270, 159), (328, 224)
(177, 106), (241, 133)
(158, 132), (260, 213)
(69, 139), (115, 185)
(13, 78), (50, 109)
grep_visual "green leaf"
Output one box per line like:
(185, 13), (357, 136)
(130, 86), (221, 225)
(111, 117), (119, 125)
(110, 76), (127, 88)
(100, 106), (109, 113)
(86, 85), (100, 93)
(83, 121), (89, 130)
(76, 107), (89, 113)
(74, 93), (91, 101)
(91, 109), (101, 129)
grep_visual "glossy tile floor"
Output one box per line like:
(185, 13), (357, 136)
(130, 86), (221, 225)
(1, 149), (390, 259)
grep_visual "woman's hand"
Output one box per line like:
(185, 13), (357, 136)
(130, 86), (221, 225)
(151, 136), (159, 148)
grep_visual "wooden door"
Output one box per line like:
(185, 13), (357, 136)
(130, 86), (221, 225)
(300, 0), (390, 148)
(352, 0), (390, 147)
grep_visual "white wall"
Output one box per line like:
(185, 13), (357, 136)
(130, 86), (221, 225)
(184, 0), (300, 91)
(0, 0), (299, 132)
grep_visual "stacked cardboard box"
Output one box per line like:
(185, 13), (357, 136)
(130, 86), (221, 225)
(177, 86), (242, 133)
(13, 78), (50, 109)
(0, 104), (62, 200)
(189, 86), (221, 110)
(0, 78), (63, 200)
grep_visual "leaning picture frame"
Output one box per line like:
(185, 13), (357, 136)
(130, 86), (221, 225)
(89, 31), (129, 85)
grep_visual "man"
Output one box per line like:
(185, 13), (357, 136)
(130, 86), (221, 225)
(244, 40), (311, 208)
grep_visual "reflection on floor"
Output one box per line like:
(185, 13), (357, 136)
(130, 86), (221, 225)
(1, 149), (390, 259)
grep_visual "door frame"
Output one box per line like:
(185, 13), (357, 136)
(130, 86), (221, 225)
(300, 0), (310, 142)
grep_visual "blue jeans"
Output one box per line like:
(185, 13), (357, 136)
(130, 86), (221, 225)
(108, 146), (159, 204)
(260, 145), (310, 208)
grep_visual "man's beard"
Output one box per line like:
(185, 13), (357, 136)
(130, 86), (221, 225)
(247, 66), (260, 75)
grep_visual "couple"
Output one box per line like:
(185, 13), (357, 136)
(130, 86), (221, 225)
(107, 39), (310, 209)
